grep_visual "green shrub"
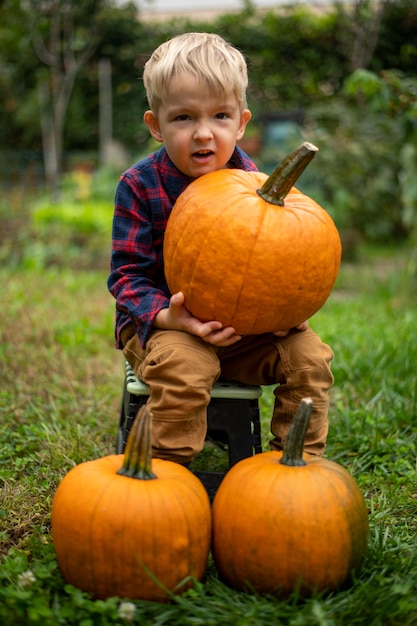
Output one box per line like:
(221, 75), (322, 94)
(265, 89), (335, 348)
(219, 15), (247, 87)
(305, 69), (417, 243)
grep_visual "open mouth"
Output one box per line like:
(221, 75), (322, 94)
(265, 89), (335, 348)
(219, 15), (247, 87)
(193, 150), (214, 160)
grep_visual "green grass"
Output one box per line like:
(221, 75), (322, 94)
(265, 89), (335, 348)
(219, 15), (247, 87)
(1, 245), (417, 625)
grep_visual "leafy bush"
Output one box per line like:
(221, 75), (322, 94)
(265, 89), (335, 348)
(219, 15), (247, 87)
(304, 69), (417, 243)
(0, 167), (120, 270)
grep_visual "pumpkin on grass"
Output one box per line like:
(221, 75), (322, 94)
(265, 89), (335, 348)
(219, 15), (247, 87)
(164, 143), (342, 335)
(52, 406), (211, 601)
(211, 398), (369, 597)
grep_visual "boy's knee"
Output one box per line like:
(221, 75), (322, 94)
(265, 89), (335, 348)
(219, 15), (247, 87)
(277, 328), (334, 388)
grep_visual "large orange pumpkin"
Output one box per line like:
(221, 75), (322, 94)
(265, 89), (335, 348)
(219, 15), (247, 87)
(52, 407), (211, 601)
(211, 399), (369, 597)
(164, 143), (342, 335)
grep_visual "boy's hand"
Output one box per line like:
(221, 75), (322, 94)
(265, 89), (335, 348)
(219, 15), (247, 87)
(154, 292), (242, 347)
(273, 320), (309, 337)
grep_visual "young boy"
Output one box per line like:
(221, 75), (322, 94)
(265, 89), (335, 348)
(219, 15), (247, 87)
(108, 32), (334, 464)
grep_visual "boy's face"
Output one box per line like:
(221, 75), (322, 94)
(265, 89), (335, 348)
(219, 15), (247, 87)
(144, 74), (251, 179)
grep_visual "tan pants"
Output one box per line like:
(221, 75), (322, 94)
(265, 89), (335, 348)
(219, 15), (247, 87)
(122, 326), (334, 463)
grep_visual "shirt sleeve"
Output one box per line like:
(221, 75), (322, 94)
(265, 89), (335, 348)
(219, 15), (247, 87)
(107, 168), (170, 348)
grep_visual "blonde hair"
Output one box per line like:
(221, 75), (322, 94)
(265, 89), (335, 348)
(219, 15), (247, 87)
(143, 32), (249, 112)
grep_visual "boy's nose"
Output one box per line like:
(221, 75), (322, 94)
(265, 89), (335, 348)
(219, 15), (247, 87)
(193, 123), (213, 140)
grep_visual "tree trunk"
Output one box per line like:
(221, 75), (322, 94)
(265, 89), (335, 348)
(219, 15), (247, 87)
(99, 58), (113, 168)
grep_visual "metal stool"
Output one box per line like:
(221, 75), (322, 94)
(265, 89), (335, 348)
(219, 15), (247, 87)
(117, 361), (263, 496)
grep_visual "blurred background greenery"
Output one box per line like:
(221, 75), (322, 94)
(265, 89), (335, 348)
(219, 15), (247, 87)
(1, 0), (416, 268)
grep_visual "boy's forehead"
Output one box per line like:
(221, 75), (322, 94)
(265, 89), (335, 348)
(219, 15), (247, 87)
(168, 72), (215, 90)
(164, 73), (236, 102)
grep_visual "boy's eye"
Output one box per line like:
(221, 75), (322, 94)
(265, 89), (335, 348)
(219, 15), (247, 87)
(174, 114), (190, 121)
(215, 112), (229, 119)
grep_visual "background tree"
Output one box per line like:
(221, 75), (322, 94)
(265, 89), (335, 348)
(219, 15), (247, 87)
(0, 0), (39, 151)
(26, 0), (110, 197)
(334, 0), (393, 71)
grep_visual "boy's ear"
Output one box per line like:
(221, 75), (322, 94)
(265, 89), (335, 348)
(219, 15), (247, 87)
(144, 110), (163, 142)
(236, 109), (252, 141)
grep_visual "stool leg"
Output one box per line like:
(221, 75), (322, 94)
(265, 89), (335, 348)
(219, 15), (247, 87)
(194, 397), (262, 498)
(206, 397), (261, 465)
(116, 380), (129, 454)
(116, 380), (146, 454)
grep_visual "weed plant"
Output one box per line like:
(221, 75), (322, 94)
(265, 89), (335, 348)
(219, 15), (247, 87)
(1, 241), (416, 625)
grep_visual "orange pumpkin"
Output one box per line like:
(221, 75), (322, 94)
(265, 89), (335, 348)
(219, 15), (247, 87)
(211, 398), (369, 597)
(164, 143), (342, 335)
(52, 407), (211, 601)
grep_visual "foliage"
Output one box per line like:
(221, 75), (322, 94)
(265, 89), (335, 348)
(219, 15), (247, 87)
(0, 167), (116, 270)
(373, 0), (417, 72)
(1, 193), (417, 622)
(304, 68), (417, 243)
(1, 1), (417, 243)
(1, 1), (417, 154)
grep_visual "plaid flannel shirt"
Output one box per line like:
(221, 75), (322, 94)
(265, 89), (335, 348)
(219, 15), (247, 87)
(108, 145), (258, 348)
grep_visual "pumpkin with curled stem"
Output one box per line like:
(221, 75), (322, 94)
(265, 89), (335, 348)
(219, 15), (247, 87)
(211, 398), (369, 597)
(164, 142), (342, 335)
(52, 406), (211, 601)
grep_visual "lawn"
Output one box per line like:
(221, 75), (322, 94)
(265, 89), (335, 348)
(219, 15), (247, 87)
(1, 243), (416, 625)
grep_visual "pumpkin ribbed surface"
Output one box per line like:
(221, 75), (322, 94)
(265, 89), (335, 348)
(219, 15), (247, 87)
(211, 399), (369, 596)
(211, 453), (369, 597)
(164, 167), (341, 334)
(52, 408), (211, 601)
(52, 457), (210, 600)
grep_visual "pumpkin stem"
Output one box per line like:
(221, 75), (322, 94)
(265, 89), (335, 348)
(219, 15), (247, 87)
(279, 397), (313, 467)
(257, 142), (318, 206)
(117, 405), (157, 480)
